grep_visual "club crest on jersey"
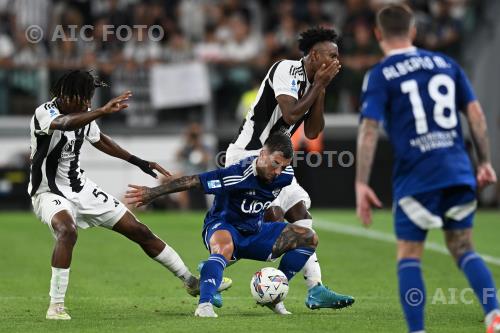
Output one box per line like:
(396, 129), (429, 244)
(272, 189), (281, 197)
(241, 199), (272, 214)
(49, 109), (58, 117)
(63, 140), (75, 152)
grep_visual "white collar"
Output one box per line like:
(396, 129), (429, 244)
(386, 46), (417, 57)
(252, 157), (258, 176)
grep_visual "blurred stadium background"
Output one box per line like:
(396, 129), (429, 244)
(0, 0), (498, 210)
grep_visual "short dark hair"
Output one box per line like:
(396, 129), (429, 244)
(298, 27), (338, 55)
(51, 70), (107, 105)
(376, 4), (414, 39)
(264, 132), (293, 159)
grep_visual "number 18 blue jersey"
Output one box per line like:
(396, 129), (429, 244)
(360, 47), (477, 201)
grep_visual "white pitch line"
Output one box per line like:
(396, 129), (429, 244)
(314, 219), (500, 267)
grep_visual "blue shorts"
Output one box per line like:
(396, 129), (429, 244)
(202, 221), (287, 261)
(395, 185), (477, 241)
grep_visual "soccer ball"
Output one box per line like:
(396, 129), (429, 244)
(250, 267), (289, 304)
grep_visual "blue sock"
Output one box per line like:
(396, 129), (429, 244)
(199, 254), (227, 304)
(458, 251), (499, 314)
(398, 258), (425, 333)
(278, 247), (315, 281)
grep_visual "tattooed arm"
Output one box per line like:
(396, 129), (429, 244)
(465, 101), (497, 188)
(125, 175), (201, 207)
(355, 118), (382, 227)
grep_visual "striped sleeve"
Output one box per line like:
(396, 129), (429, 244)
(199, 163), (254, 195)
(84, 121), (101, 143)
(35, 103), (61, 134)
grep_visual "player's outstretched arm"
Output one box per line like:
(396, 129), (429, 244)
(125, 175), (202, 207)
(355, 118), (383, 227)
(50, 91), (132, 131)
(92, 133), (171, 179)
(465, 101), (497, 188)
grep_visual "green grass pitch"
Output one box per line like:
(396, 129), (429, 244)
(0, 210), (499, 332)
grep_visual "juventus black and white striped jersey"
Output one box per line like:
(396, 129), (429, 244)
(28, 99), (101, 197)
(232, 58), (311, 150)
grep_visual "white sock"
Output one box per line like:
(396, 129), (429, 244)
(293, 219), (322, 289)
(485, 309), (500, 327)
(49, 267), (70, 304)
(303, 253), (322, 289)
(153, 243), (192, 282)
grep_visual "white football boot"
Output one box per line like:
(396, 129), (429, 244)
(194, 302), (218, 318)
(46, 302), (71, 320)
(264, 301), (292, 315)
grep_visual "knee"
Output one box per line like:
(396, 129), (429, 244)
(284, 201), (311, 222)
(446, 238), (473, 262)
(264, 206), (285, 222)
(56, 223), (77, 245)
(309, 230), (319, 249)
(299, 228), (318, 249)
(444, 229), (474, 262)
(397, 241), (424, 260)
(210, 243), (233, 261)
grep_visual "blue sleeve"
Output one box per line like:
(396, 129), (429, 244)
(198, 164), (252, 195)
(360, 67), (388, 122)
(454, 63), (477, 110)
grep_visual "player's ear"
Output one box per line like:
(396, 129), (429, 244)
(409, 26), (417, 42)
(374, 27), (382, 42)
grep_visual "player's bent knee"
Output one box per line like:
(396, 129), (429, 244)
(284, 201), (312, 222)
(308, 230), (319, 249)
(55, 223), (78, 245)
(293, 226), (318, 249)
(397, 240), (424, 260)
(210, 244), (233, 261)
(444, 229), (473, 260)
(264, 206), (285, 222)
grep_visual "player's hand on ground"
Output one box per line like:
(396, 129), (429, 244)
(476, 162), (497, 188)
(314, 59), (341, 88)
(125, 184), (152, 207)
(101, 91), (132, 114)
(356, 182), (382, 227)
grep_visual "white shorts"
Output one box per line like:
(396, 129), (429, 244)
(225, 143), (311, 212)
(31, 179), (127, 236)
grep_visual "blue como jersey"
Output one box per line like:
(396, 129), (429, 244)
(198, 156), (294, 234)
(360, 47), (477, 201)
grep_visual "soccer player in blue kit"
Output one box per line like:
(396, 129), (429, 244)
(126, 133), (320, 317)
(355, 4), (499, 333)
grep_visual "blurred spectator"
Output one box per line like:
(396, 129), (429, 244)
(13, 29), (47, 67)
(162, 30), (193, 63)
(176, 123), (212, 210)
(193, 23), (224, 62)
(220, 14), (260, 63)
(341, 20), (381, 111)
(0, 29), (14, 66)
(0, 0), (484, 117)
(122, 28), (161, 67)
(415, 0), (463, 59)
